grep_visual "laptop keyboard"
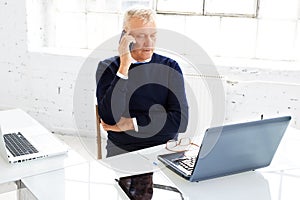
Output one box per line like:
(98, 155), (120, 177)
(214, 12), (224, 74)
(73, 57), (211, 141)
(3, 132), (39, 157)
(178, 156), (196, 171)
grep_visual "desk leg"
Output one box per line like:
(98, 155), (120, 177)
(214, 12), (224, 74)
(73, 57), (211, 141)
(0, 182), (17, 198)
(16, 181), (37, 200)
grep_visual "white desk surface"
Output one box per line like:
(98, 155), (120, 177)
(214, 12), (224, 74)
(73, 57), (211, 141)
(0, 150), (85, 185)
(22, 126), (300, 200)
(0, 109), (86, 185)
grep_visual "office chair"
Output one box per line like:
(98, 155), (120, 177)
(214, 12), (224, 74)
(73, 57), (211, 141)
(95, 104), (102, 159)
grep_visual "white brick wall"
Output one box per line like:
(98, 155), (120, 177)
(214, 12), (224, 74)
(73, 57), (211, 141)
(224, 77), (300, 128)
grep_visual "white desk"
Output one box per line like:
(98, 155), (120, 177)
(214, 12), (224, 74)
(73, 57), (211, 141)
(0, 150), (85, 185)
(0, 109), (86, 196)
(21, 154), (181, 200)
(21, 126), (300, 200)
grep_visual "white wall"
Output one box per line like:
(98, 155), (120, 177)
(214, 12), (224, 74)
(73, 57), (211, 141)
(0, 0), (87, 135)
(0, 0), (299, 138)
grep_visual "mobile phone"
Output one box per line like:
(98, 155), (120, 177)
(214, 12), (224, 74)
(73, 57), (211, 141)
(119, 30), (134, 51)
(116, 172), (184, 200)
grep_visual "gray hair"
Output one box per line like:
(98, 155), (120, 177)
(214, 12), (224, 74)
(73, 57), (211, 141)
(123, 7), (156, 29)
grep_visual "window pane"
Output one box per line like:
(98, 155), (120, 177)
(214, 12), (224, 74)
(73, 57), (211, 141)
(122, 0), (153, 11)
(156, 0), (204, 14)
(205, 0), (258, 16)
(86, 0), (121, 12)
(86, 0), (152, 13)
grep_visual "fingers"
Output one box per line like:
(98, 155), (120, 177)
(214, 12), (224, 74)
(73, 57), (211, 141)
(118, 34), (135, 75)
(118, 34), (135, 55)
(100, 120), (113, 131)
(101, 119), (122, 132)
(100, 118), (134, 132)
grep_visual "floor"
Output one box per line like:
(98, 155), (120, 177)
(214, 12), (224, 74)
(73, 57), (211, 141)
(55, 133), (99, 161)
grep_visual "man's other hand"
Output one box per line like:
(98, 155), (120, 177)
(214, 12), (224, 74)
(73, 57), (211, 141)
(101, 117), (134, 132)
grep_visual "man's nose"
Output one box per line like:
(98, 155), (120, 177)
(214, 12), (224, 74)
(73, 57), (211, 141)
(144, 36), (154, 46)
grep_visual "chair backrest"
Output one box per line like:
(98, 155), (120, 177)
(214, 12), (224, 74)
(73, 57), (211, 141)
(95, 105), (102, 159)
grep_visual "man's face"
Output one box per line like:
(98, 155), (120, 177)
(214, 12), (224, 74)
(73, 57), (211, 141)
(126, 17), (157, 62)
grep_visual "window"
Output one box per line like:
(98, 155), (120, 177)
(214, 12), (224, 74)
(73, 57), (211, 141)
(86, 0), (153, 13)
(26, 0), (154, 51)
(27, 0), (259, 52)
(205, 0), (258, 17)
(156, 0), (258, 17)
(156, 0), (204, 15)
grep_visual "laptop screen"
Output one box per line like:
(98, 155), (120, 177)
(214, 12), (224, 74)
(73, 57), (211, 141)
(190, 116), (291, 181)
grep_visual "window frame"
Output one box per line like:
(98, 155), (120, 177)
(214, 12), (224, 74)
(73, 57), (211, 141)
(155, 0), (259, 18)
(155, 0), (204, 15)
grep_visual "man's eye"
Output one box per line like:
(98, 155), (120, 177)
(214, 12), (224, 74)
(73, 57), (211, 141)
(136, 34), (146, 39)
(150, 34), (157, 39)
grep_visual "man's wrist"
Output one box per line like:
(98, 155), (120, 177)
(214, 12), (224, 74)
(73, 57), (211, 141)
(117, 62), (131, 77)
(116, 71), (128, 79)
(132, 117), (138, 132)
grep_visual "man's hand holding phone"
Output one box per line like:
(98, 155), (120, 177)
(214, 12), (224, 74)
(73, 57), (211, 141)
(118, 31), (136, 76)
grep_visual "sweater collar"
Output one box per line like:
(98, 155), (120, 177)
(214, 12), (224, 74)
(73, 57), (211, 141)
(131, 57), (152, 64)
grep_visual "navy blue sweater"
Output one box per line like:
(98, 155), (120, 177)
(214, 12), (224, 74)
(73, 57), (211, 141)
(96, 53), (189, 151)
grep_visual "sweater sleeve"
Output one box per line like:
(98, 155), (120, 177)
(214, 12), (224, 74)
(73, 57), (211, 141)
(96, 60), (128, 125)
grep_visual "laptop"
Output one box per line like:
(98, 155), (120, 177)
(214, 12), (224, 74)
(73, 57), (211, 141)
(158, 116), (291, 182)
(0, 110), (69, 164)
